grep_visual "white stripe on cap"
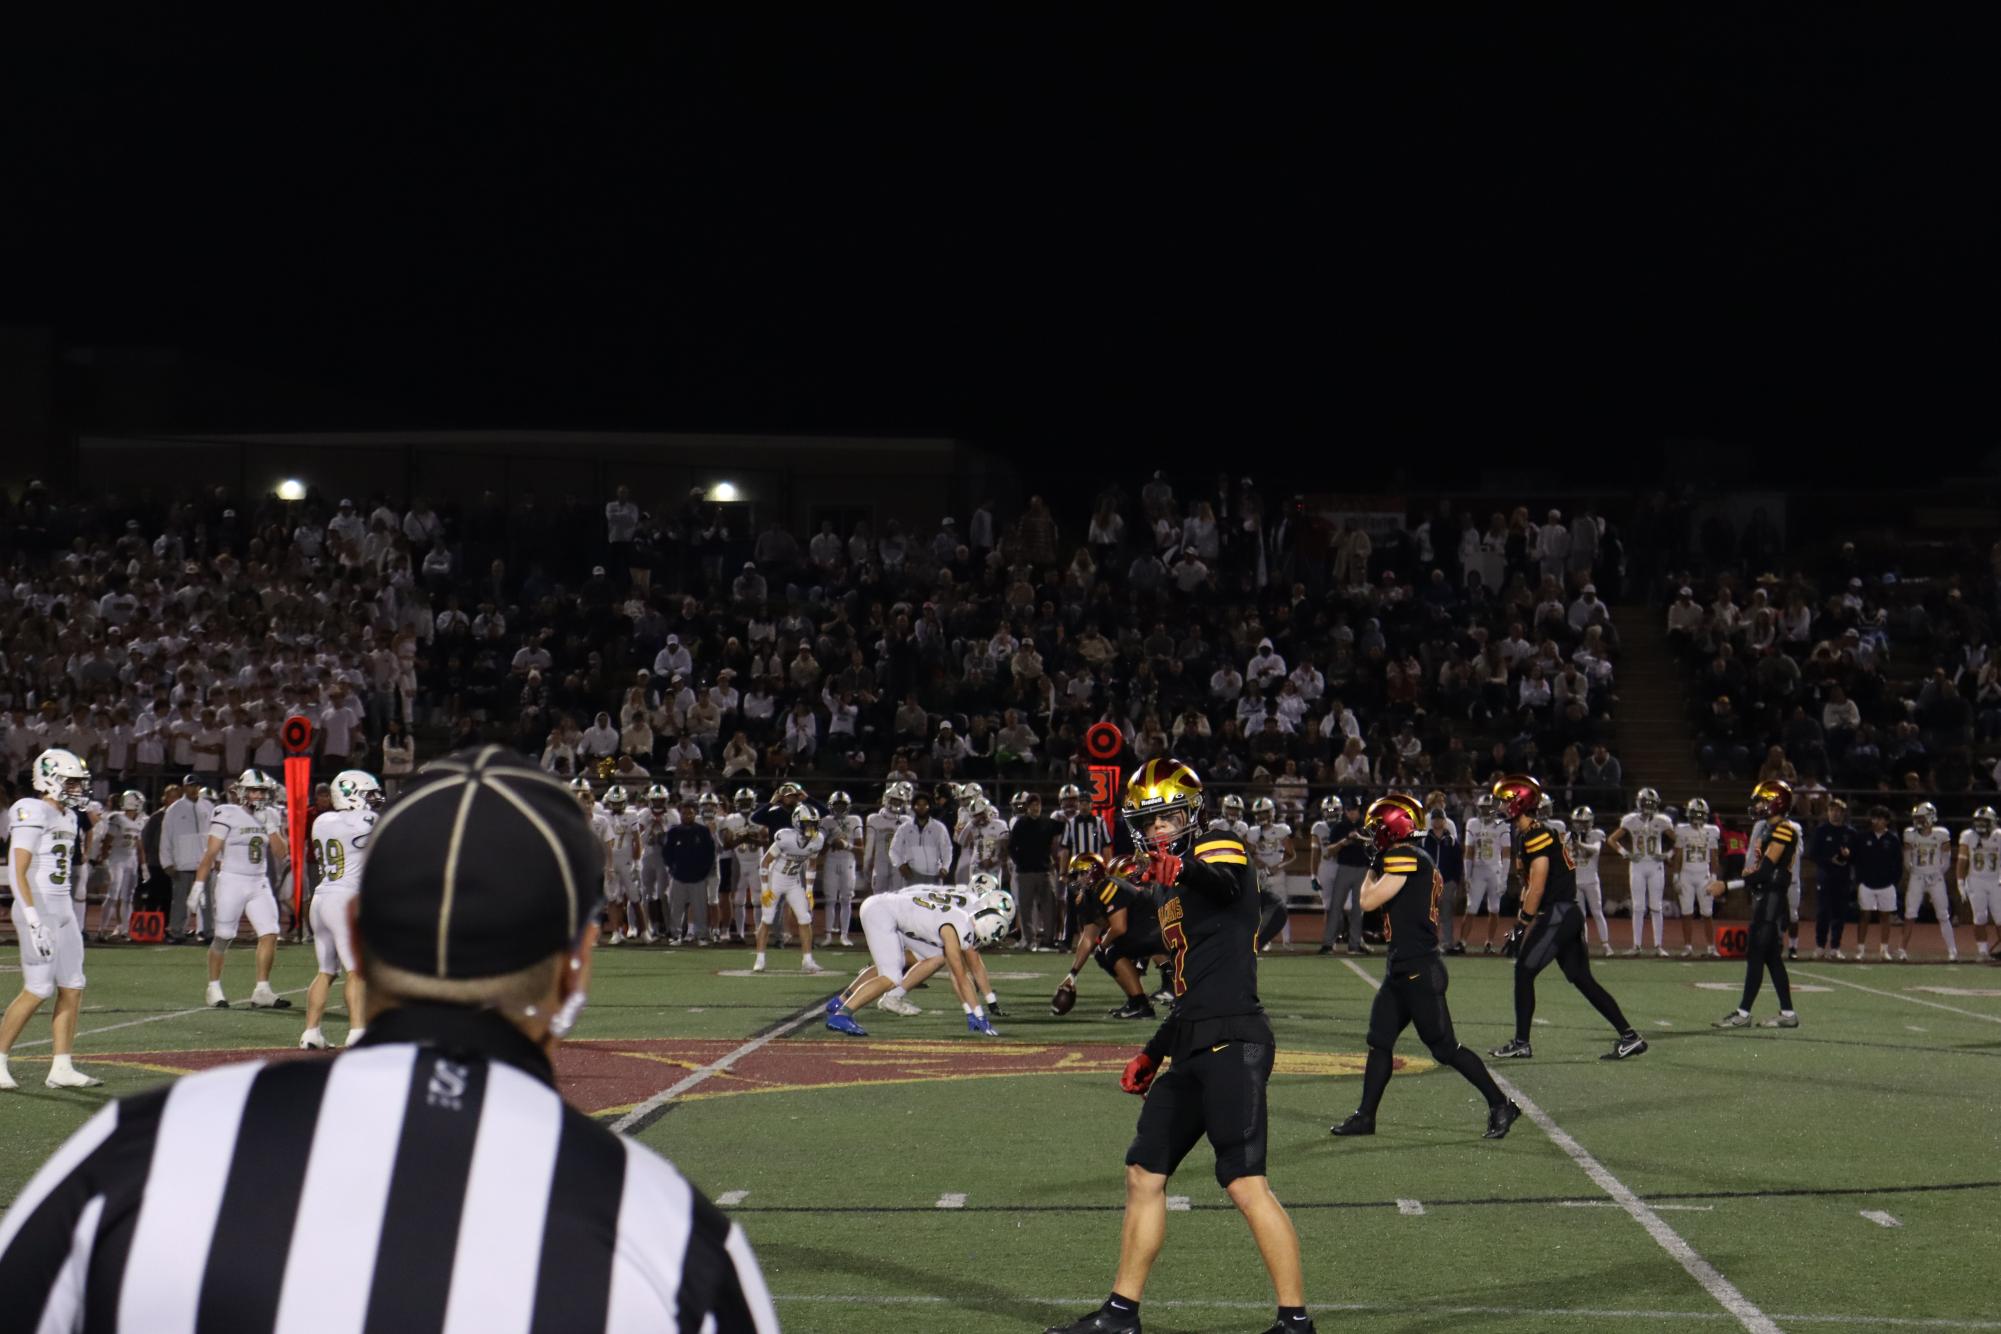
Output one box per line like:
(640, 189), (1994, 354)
(270, 1046), (417, 1334)
(484, 775), (582, 937)
(436, 776), (482, 977)
(439, 1062), (564, 1334)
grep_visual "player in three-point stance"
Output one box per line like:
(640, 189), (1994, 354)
(822, 877), (1013, 1034)
(1713, 779), (1804, 1029)
(1047, 758), (1312, 1334)
(1051, 853), (1172, 1020)
(1488, 773), (1649, 1063)
(1328, 794), (1520, 1140)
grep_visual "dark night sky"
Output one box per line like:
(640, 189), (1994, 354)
(7, 9), (1989, 475)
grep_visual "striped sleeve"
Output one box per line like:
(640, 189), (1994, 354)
(1380, 855), (1420, 874)
(0, 1087), (168, 1334)
(1192, 837), (1248, 865)
(1768, 821), (1796, 844)
(608, 1140), (778, 1332)
(1521, 831), (1555, 855)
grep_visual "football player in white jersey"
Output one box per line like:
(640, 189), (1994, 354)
(723, 787), (768, 943)
(301, 769), (380, 1049)
(863, 782), (910, 904)
(1459, 794), (1512, 953)
(636, 784), (679, 941)
(695, 791), (732, 941)
(824, 877), (1012, 1036)
(1610, 787), (1676, 956)
(1569, 806), (1614, 956)
(755, 805), (826, 974)
(1210, 793), (1252, 842)
(604, 786), (651, 942)
(1671, 797), (1721, 958)
(819, 791), (863, 947)
(1898, 802), (1957, 962)
(572, 779), (622, 945)
(1246, 797), (1294, 947)
(955, 797), (1009, 903)
(193, 768), (291, 1009)
(94, 790), (147, 942)
(951, 782), (988, 884)
(1956, 806), (2000, 962)
(0, 749), (103, 1090)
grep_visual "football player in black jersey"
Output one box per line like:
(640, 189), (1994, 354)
(1052, 852), (1172, 1019)
(1047, 759), (1311, 1334)
(1713, 778), (1803, 1029)
(1330, 794), (1520, 1139)
(1487, 774), (1650, 1062)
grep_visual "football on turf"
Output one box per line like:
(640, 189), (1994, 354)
(1051, 983), (1077, 1016)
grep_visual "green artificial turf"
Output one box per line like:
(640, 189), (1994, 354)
(5, 941), (1999, 1332)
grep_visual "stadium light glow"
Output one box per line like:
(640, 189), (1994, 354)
(708, 481), (740, 502)
(276, 479), (307, 501)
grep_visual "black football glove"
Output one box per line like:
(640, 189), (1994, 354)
(1502, 922), (1526, 957)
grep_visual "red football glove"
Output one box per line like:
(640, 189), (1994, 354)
(1121, 1052), (1160, 1096)
(1144, 851), (1182, 887)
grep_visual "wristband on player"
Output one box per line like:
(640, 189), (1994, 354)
(16, 900), (40, 929)
(1063, 972), (1078, 988)
(1726, 879), (1745, 892)
(1517, 911), (1532, 925)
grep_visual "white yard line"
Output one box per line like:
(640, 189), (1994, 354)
(1339, 958), (1780, 1334)
(770, 1294), (2001, 1329)
(715, 1190), (749, 1207)
(935, 1192), (966, 1209)
(1860, 1211), (1902, 1228)
(1165, 1195), (1190, 1212)
(1793, 970), (2001, 1025)
(1395, 1198), (1425, 1216)
(1560, 1200), (1714, 1213)
(608, 1001), (824, 1134)
(11, 986), (315, 1051)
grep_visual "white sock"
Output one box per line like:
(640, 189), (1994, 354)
(1780, 1009), (1796, 1017)
(802, 954), (816, 967)
(50, 1054), (76, 1077)
(754, 953), (766, 964)
(886, 987), (907, 1001)
(344, 1028), (365, 1047)
(1649, 909), (1665, 947)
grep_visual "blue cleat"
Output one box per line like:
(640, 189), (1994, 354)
(825, 996), (843, 1016)
(826, 1011), (869, 1037)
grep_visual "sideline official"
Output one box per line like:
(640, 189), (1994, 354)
(0, 746), (778, 1333)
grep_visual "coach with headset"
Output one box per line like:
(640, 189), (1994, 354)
(0, 747), (777, 1333)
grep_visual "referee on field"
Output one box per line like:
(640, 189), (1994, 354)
(0, 747), (778, 1333)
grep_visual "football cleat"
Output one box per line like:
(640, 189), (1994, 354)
(877, 995), (922, 1016)
(299, 1029), (328, 1051)
(1758, 1012), (1800, 1029)
(800, 959), (825, 976)
(1484, 1100), (1523, 1139)
(1489, 1038), (1533, 1060)
(1713, 1010), (1752, 1027)
(825, 1012), (868, 1037)
(985, 998), (1007, 1017)
(1108, 997), (1157, 1020)
(44, 1067), (103, 1090)
(1148, 987), (1175, 1007)
(251, 990), (292, 1009)
(1044, 1306), (1142, 1334)
(1260, 1321), (1316, 1334)
(206, 983), (229, 1010)
(1329, 1112), (1375, 1137)
(1603, 1033), (1650, 1059)
(824, 996), (843, 1016)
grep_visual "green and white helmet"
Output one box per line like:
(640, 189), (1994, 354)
(32, 748), (91, 810)
(331, 770), (384, 811)
(235, 767), (277, 810)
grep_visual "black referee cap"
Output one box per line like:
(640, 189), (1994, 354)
(361, 747), (604, 980)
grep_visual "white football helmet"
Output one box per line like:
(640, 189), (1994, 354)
(331, 770), (384, 812)
(697, 790), (722, 818)
(570, 776), (595, 807)
(605, 785), (630, 812)
(828, 790), (852, 815)
(792, 804), (822, 834)
(1912, 801), (1937, 832)
(968, 888), (1015, 947)
(1221, 794), (1245, 820)
(1974, 806), (1997, 837)
(1636, 787), (1660, 815)
(734, 787), (759, 813)
(960, 782), (986, 805)
(120, 789), (146, 817)
(1320, 794), (1342, 820)
(969, 872), (1001, 897)
(235, 767), (277, 811)
(965, 797), (993, 822)
(1010, 790), (1032, 816)
(31, 748), (90, 810)
(1251, 796), (1276, 824)
(1686, 797), (1710, 824)
(645, 784), (673, 813)
(1536, 794), (1554, 819)
(1569, 805), (1595, 835)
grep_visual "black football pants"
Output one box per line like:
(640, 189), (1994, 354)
(1739, 917), (1794, 1012)
(1514, 902), (1634, 1042)
(1359, 954), (1504, 1117)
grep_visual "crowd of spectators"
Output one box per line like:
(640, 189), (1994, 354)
(1663, 525), (2001, 815)
(0, 474), (1644, 825)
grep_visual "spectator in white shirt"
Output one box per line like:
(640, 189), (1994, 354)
(1535, 510), (1571, 582)
(319, 688), (365, 763)
(580, 711), (620, 758)
(783, 701), (819, 759)
(809, 521), (844, 570)
(605, 485), (641, 545)
(1287, 659), (1324, 703)
(653, 635), (693, 680)
(1567, 583), (1612, 634)
(402, 498), (443, 548)
(722, 731), (759, 778)
(1246, 639), (1287, 689)
(1210, 664), (1244, 705)
(1333, 736), (1371, 785)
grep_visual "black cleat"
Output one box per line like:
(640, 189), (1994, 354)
(1045, 1307), (1141, 1334)
(1484, 1100), (1522, 1139)
(1261, 1321), (1317, 1334)
(1601, 1032), (1649, 1060)
(1446, 941), (1467, 955)
(1329, 1112), (1375, 1136)
(1316, 945), (1334, 955)
(985, 999), (1007, 1017)
(1108, 997), (1157, 1020)
(1489, 1037), (1533, 1060)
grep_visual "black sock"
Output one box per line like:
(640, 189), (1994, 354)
(1512, 967), (1536, 1041)
(1105, 1292), (1139, 1315)
(1447, 1046), (1505, 1107)
(1278, 1306), (1309, 1324)
(1358, 1046), (1392, 1117)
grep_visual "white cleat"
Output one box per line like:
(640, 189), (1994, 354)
(1624, 946), (1641, 957)
(1880, 946), (1893, 961)
(206, 982), (229, 1009)
(251, 987), (292, 1009)
(877, 995), (923, 1016)
(800, 958), (825, 976)
(839, 935), (853, 947)
(752, 956), (767, 973)
(1681, 946), (1694, 958)
(344, 1028), (366, 1047)
(1656, 948), (1670, 958)
(603, 932), (623, 946)
(45, 1067), (103, 1089)
(1602, 944), (1614, 958)
(1896, 949), (1909, 962)
(0, 1061), (16, 1092)
(299, 1028), (328, 1051)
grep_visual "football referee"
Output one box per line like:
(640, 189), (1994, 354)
(0, 747), (778, 1333)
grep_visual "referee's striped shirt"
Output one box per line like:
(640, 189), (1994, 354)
(0, 1005), (777, 1334)
(1059, 809), (1110, 860)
